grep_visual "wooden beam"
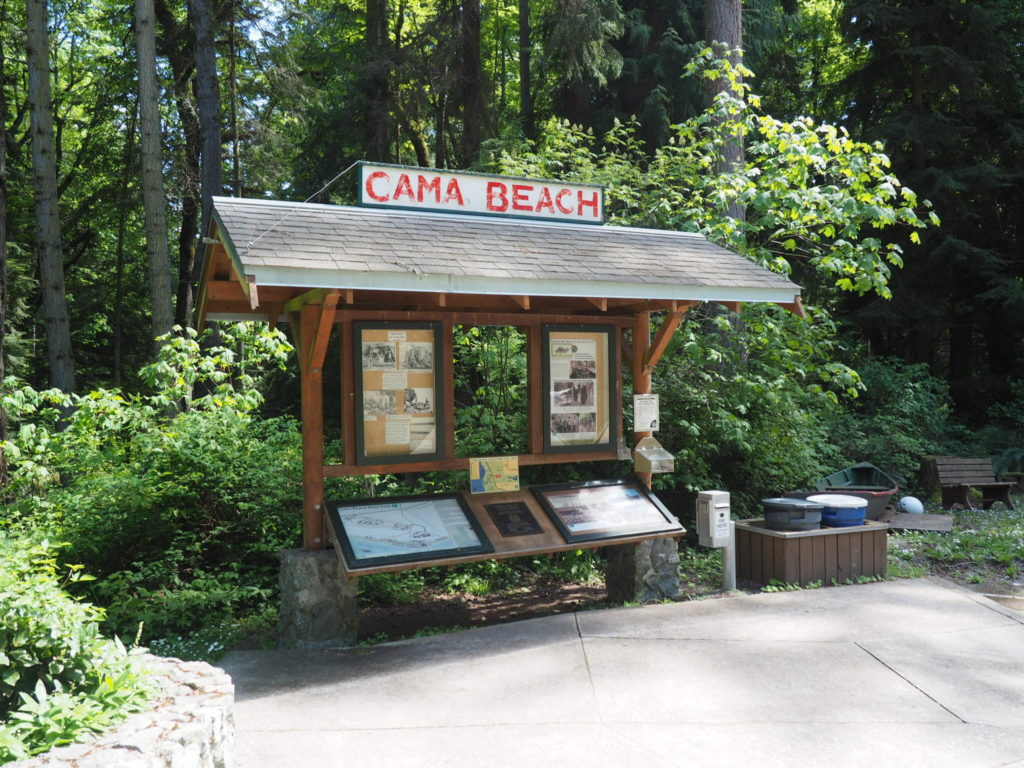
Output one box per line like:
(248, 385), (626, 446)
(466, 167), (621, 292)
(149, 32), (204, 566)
(284, 287), (335, 314)
(720, 301), (743, 313)
(643, 309), (686, 376)
(246, 275), (259, 310)
(299, 303), (326, 550)
(632, 311), (652, 489)
(205, 279), (248, 301)
(265, 303), (283, 332)
(781, 295), (807, 318)
(441, 319), (455, 459)
(307, 292), (341, 371)
(509, 295), (531, 311)
(527, 324), (544, 454)
(332, 309), (633, 328)
(607, 299), (678, 315)
(322, 450), (621, 477)
(584, 297), (607, 312)
(340, 320), (356, 467)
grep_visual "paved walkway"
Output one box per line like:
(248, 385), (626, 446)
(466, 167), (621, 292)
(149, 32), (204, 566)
(220, 578), (1024, 768)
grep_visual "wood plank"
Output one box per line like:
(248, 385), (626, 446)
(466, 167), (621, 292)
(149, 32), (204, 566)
(284, 287), (334, 314)
(781, 537), (798, 585)
(441, 319), (455, 460)
(824, 532), (838, 584)
(877, 512), (954, 532)
(861, 530), (875, 575)
(307, 292), (341, 371)
(299, 303), (326, 550)
(849, 532), (863, 579)
(737, 529), (750, 581)
(799, 537), (813, 585)
(322, 449), (621, 477)
(749, 530), (763, 585)
(874, 530), (887, 578)
(333, 308), (634, 328)
(643, 310), (685, 375)
(837, 532), (851, 581)
(340, 320), (356, 467)
(584, 297), (608, 311)
(809, 536), (826, 584)
(526, 324), (544, 455)
(632, 311), (652, 489)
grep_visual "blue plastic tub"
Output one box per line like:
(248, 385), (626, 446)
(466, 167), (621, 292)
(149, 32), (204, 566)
(807, 493), (868, 527)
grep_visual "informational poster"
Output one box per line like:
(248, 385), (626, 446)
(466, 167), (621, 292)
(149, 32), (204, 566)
(469, 456), (520, 493)
(485, 501), (543, 537)
(531, 479), (683, 544)
(543, 325), (616, 452)
(327, 493), (493, 569)
(634, 394), (660, 432)
(355, 323), (442, 463)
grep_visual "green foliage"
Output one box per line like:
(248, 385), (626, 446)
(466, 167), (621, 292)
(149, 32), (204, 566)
(0, 536), (150, 763)
(1, 324), (301, 642)
(828, 357), (962, 487)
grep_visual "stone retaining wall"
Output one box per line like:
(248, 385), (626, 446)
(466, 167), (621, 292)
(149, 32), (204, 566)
(10, 656), (234, 768)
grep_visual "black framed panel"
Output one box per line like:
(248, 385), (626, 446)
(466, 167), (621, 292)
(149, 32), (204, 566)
(541, 324), (618, 454)
(327, 493), (494, 569)
(353, 321), (444, 465)
(531, 478), (682, 544)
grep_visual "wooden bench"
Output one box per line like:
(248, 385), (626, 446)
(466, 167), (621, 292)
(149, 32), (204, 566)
(927, 456), (1016, 510)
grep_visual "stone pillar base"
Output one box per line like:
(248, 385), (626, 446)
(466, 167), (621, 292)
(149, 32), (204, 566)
(277, 549), (359, 649)
(605, 538), (680, 603)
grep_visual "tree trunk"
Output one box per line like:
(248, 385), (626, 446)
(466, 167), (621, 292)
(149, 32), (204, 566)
(365, 0), (392, 162)
(112, 105), (138, 384)
(460, 0), (483, 166)
(0, 0), (9, 457)
(704, 0), (745, 222)
(191, 0), (222, 243)
(26, 0), (75, 392)
(518, 0), (533, 143)
(136, 0), (175, 345)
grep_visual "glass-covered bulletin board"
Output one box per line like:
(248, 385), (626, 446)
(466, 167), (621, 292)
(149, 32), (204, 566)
(542, 325), (617, 453)
(354, 321), (444, 465)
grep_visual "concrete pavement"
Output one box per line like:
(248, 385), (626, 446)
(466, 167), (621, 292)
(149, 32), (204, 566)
(220, 578), (1024, 767)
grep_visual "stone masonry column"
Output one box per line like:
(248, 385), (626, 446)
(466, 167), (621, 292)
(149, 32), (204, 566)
(277, 549), (359, 649)
(605, 538), (680, 603)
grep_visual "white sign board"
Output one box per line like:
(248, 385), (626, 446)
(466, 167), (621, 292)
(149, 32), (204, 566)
(634, 393), (660, 432)
(358, 163), (604, 224)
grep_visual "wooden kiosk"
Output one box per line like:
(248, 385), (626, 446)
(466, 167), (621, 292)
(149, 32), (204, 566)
(196, 163), (804, 647)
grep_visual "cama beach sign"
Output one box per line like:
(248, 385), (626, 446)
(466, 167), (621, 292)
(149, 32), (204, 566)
(357, 162), (604, 224)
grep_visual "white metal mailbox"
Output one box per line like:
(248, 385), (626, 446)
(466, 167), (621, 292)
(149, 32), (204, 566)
(697, 490), (731, 548)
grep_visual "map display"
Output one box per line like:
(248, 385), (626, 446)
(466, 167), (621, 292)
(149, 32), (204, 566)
(328, 494), (493, 568)
(469, 456), (520, 493)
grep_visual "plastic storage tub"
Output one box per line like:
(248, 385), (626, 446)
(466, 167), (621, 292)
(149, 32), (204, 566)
(762, 498), (823, 531)
(807, 493), (868, 527)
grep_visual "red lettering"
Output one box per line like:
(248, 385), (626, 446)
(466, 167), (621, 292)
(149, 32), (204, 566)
(511, 184), (534, 211)
(444, 178), (465, 206)
(535, 187), (555, 213)
(365, 171), (390, 202)
(486, 181), (509, 212)
(417, 175), (441, 203)
(555, 189), (574, 215)
(393, 173), (415, 201)
(577, 190), (600, 218)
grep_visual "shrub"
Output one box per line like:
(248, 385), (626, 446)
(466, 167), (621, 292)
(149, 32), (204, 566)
(0, 535), (150, 763)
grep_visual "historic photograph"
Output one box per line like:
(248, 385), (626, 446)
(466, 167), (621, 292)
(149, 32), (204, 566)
(400, 342), (434, 371)
(403, 387), (434, 414)
(553, 380), (595, 408)
(363, 389), (397, 416)
(570, 359), (597, 378)
(552, 413), (581, 433)
(362, 341), (397, 370)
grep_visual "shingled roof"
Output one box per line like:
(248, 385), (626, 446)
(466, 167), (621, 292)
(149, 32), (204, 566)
(207, 196), (800, 307)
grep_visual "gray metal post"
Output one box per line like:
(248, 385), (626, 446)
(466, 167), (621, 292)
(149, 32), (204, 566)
(722, 520), (737, 590)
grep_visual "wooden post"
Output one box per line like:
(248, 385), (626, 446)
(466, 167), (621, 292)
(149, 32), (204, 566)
(632, 311), (652, 489)
(299, 303), (326, 550)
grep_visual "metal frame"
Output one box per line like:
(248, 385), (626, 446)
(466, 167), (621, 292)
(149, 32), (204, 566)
(327, 492), (494, 569)
(531, 477), (681, 545)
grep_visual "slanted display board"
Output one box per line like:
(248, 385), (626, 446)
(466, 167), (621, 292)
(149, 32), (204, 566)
(327, 480), (684, 575)
(531, 479), (680, 544)
(354, 321), (443, 464)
